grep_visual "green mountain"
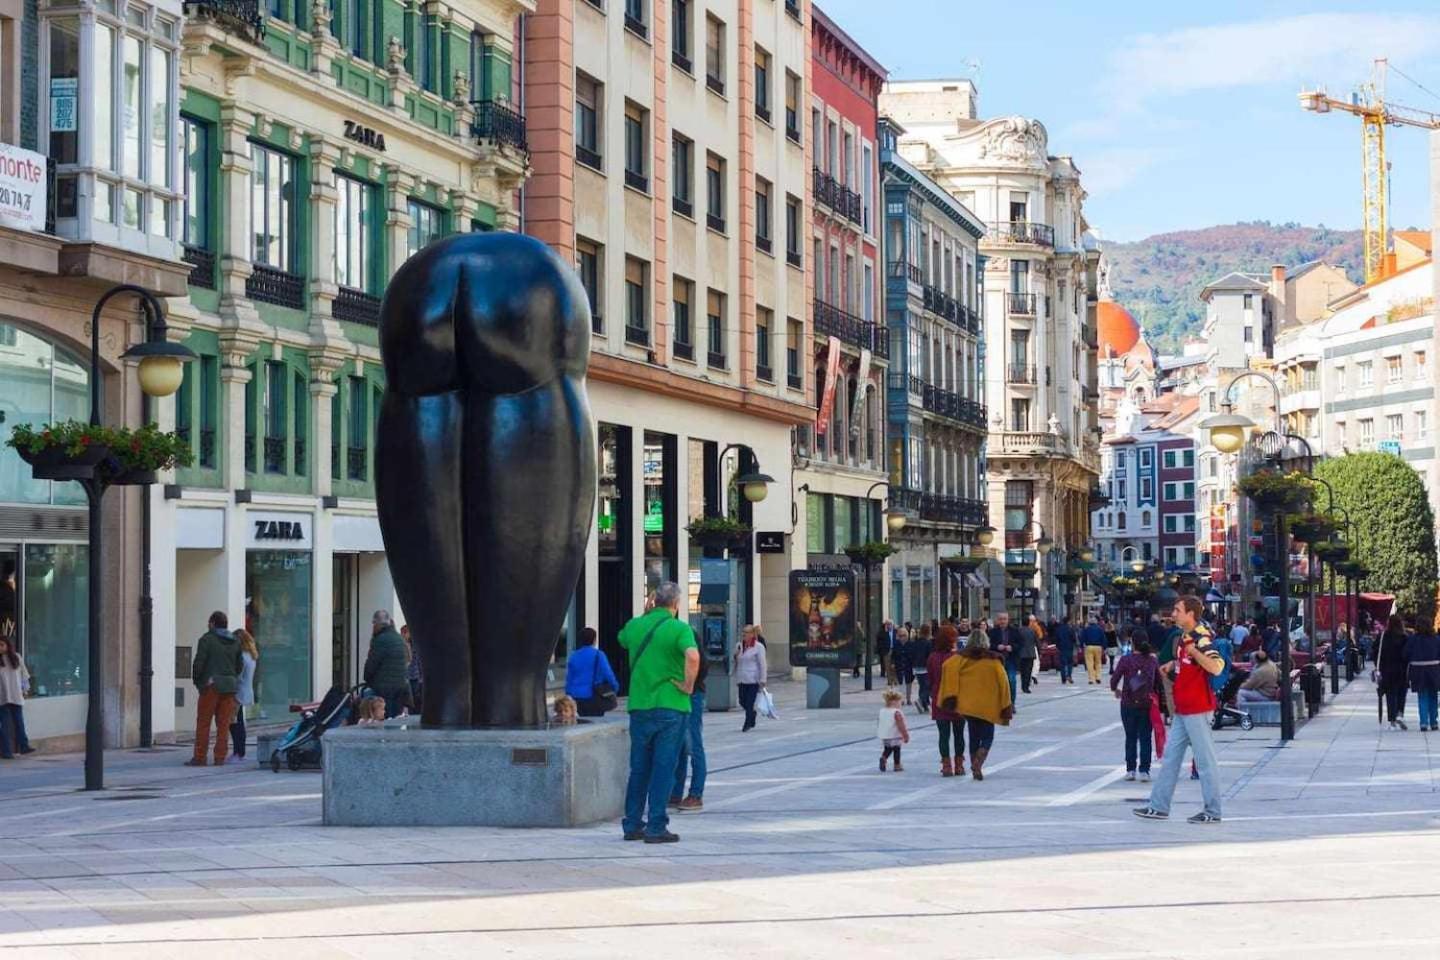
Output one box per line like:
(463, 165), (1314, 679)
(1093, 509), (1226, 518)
(1103, 222), (1367, 353)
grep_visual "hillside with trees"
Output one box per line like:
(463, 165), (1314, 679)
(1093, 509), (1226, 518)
(1103, 222), (1368, 353)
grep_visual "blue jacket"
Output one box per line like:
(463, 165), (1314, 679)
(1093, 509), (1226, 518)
(1081, 624), (1107, 646)
(565, 645), (619, 699)
(1055, 623), (1077, 651)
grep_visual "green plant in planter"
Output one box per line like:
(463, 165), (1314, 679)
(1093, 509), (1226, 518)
(109, 422), (194, 473)
(1238, 469), (1315, 511)
(685, 515), (753, 541)
(1311, 539), (1350, 563)
(844, 541), (896, 565)
(1287, 512), (1337, 544)
(7, 420), (193, 478)
(6, 420), (112, 459)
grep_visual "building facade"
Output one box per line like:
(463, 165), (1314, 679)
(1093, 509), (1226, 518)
(523, 0), (812, 675)
(877, 117), (987, 623)
(2, 0), (192, 748)
(879, 79), (1100, 619)
(149, 0), (531, 737)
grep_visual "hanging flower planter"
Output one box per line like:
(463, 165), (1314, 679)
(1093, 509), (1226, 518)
(1288, 513), (1337, 544)
(1311, 540), (1350, 564)
(685, 516), (753, 553)
(7, 420), (192, 486)
(1238, 469), (1315, 512)
(844, 541), (896, 566)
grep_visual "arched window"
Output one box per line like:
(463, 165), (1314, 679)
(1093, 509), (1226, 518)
(1141, 510), (1151, 527)
(0, 322), (88, 506)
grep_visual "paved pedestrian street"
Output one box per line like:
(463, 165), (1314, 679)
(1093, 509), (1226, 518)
(2, 675), (1439, 959)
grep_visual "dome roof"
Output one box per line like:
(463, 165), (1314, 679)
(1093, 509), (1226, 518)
(1097, 300), (1141, 355)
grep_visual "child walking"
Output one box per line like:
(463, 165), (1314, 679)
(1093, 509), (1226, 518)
(877, 690), (911, 772)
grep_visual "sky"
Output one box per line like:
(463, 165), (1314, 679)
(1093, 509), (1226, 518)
(819, 0), (1440, 241)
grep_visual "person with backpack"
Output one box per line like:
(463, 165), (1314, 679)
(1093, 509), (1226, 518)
(1111, 638), (1158, 781)
(565, 626), (620, 717)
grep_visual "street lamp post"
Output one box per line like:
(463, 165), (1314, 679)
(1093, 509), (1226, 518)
(852, 480), (907, 691)
(976, 520), (1051, 623)
(77, 286), (195, 790)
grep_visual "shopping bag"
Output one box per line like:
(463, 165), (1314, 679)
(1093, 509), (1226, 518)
(756, 687), (779, 720)
(1150, 692), (1167, 759)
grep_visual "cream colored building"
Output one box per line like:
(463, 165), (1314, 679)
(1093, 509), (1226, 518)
(880, 79), (1100, 617)
(523, 0), (812, 674)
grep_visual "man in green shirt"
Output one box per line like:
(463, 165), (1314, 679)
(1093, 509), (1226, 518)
(618, 581), (699, 844)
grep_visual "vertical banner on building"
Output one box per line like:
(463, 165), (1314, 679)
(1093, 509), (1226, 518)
(849, 348), (872, 439)
(789, 568), (857, 668)
(816, 336), (842, 435)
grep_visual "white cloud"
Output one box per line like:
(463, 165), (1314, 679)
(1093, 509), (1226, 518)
(1081, 146), (1169, 197)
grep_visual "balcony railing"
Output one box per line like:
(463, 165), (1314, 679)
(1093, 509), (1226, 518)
(199, 428), (216, 469)
(1006, 292), (1036, 316)
(334, 286), (381, 327)
(919, 383), (987, 429)
(182, 245), (216, 290)
(812, 166), (862, 224)
(576, 144), (603, 170)
(590, 313), (604, 335)
(244, 434), (255, 473)
(785, 0), (801, 20)
(264, 436), (285, 474)
(182, 0), (265, 42)
(987, 220), (1055, 247)
(786, 112), (801, 143)
(706, 73), (725, 96)
(892, 487), (988, 527)
(707, 350), (727, 370)
(756, 103), (771, 124)
(756, 362), (773, 383)
(624, 169), (648, 193)
(1006, 364), (1036, 384)
(814, 299), (889, 358)
(992, 431), (1062, 456)
(706, 213), (726, 233)
(672, 194), (694, 218)
(888, 259), (922, 283)
(673, 339), (694, 362)
(472, 99), (527, 154)
(787, 371), (803, 390)
(625, 324), (650, 347)
(623, 11), (647, 38)
(672, 50), (692, 73)
(756, 235), (772, 254)
(294, 437), (306, 475)
(786, 249), (802, 269)
(347, 446), (367, 482)
(246, 264), (304, 310)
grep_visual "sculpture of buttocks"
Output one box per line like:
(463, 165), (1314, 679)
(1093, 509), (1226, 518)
(375, 232), (596, 728)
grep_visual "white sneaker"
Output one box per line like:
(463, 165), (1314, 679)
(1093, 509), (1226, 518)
(1139, 772), (1151, 783)
(1124, 771), (1136, 781)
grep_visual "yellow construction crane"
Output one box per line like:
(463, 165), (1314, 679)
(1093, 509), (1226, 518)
(1300, 58), (1440, 284)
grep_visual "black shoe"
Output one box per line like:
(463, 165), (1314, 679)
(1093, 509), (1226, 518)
(623, 830), (644, 841)
(643, 831), (680, 844)
(1187, 811), (1222, 824)
(1133, 806), (1168, 820)
(17, 747), (35, 755)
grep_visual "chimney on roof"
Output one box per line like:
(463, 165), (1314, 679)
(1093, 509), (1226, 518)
(1270, 264), (1286, 297)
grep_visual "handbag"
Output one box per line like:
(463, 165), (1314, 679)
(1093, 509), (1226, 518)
(590, 650), (618, 712)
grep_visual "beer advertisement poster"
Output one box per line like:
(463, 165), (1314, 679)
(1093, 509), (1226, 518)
(788, 569), (857, 668)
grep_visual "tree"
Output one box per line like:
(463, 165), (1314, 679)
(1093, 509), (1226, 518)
(1314, 453), (1438, 616)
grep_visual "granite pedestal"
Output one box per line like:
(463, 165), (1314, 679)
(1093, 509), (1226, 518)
(322, 719), (629, 827)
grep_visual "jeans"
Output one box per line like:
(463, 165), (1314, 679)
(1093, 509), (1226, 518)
(1120, 704), (1152, 773)
(1417, 689), (1438, 728)
(671, 691), (708, 800)
(229, 707), (247, 759)
(738, 683), (760, 729)
(1004, 662), (1019, 703)
(915, 673), (931, 710)
(193, 687), (238, 764)
(1237, 688), (1274, 704)
(936, 718), (960, 759)
(1019, 657), (1035, 692)
(959, 715), (995, 755)
(1084, 645), (1105, 683)
(623, 708), (687, 837)
(380, 688), (407, 719)
(1147, 711), (1221, 817)
(0, 703), (31, 757)
(1058, 650), (1075, 683)
(1386, 686), (1409, 722)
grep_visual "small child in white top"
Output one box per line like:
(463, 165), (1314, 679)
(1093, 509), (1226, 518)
(877, 690), (910, 772)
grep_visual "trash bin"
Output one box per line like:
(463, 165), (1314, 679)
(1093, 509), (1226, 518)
(1300, 665), (1324, 717)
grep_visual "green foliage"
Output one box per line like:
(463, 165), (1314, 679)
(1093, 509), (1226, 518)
(685, 516), (752, 538)
(1315, 453), (1438, 617)
(1238, 469), (1315, 511)
(7, 420), (193, 472)
(1287, 513), (1337, 544)
(844, 541), (896, 566)
(1104, 222), (1363, 352)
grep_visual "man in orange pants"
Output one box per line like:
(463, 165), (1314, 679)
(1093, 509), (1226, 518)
(187, 611), (243, 766)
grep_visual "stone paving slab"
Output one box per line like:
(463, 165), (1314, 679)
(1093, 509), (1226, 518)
(1, 673), (1438, 958)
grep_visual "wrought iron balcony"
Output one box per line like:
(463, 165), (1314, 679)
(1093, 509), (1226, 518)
(472, 99), (527, 154)
(756, 234), (772, 254)
(199, 428), (217, 469)
(706, 213), (726, 233)
(785, 0), (801, 19)
(624, 169), (648, 193)
(787, 372), (803, 390)
(347, 446), (367, 482)
(707, 350), (727, 370)
(673, 340), (695, 362)
(623, 11), (647, 38)
(246, 264), (304, 310)
(590, 313), (604, 335)
(706, 73), (725, 96)
(888, 259), (922, 283)
(1006, 292), (1037, 316)
(334, 286), (381, 327)
(756, 362), (774, 383)
(812, 167), (858, 221)
(814, 299), (888, 358)
(786, 249), (802, 269)
(576, 144), (603, 171)
(183, 245), (216, 290)
(672, 50), (692, 73)
(672, 195), (693, 218)
(756, 103), (771, 124)
(182, 0), (265, 42)
(625, 324), (650, 347)
(786, 111), (801, 143)
(264, 436), (285, 474)
(892, 487), (988, 527)
(1007, 364), (1037, 384)
(987, 220), (1055, 247)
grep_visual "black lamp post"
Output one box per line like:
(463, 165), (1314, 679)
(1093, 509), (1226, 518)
(977, 520), (1051, 623)
(848, 480), (908, 691)
(69, 286), (195, 790)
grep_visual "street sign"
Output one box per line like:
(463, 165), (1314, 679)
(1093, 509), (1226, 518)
(755, 530), (786, 553)
(1378, 439), (1402, 456)
(1078, 590), (1098, 605)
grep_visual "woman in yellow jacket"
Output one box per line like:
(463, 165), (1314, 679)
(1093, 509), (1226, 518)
(934, 630), (1014, 780)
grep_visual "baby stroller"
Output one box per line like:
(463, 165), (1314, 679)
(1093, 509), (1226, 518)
(269, 683), (364, 772)
(1212, 672), (1253, 731)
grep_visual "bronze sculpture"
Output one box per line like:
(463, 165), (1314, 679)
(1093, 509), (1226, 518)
(375, 232), (596, 727)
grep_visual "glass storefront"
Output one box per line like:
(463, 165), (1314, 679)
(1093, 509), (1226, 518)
(21, 543), (89, 699)
(0, 323), (89, 506)
(246, 550), (312, 719)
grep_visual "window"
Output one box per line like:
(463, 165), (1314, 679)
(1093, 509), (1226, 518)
(672, 133), (693, 215)
(785, 194), (802, 265)
(625, 257), (648, 343)
(263, 361), (287, 474)
(1010, 398), (1030, 431)
(576, 237), (602, 331)
(623, 101), (648, 192)
(1141, 510), (1151, 528)
(1010, 258), (1028, 293)
(1163, 449), (1177, 469)
(755, 177), (772, 251)
(334, 174), (373, 292)
(707, 289), (727, 366)
(181, 117), (210, 254)
(785, 71), (801, 141)
(1162, 481), (1196, 501)
(756, 307), (773, 379)
(1117, 511), (1127, 531)
(337, 0), (372, 59)
(786, 318), (802, 387)
(624, 0), (647, 37)
(1139, 448), (1153, 470)
(1243, 293), (1253, 309)
(1359, 361), (1373, 386)
(1387, 413), (1403, 441)
(672, 276), (693, 358)
(861, 142), (873, 232)
(406, 199), (444, 258)
(671, 0), (691, 69)
(1139, 476), (1153, 501)
(704, 14), (725, 93)
(1417, 351), (1428, 380)
(754, 47), (771, 121)
(1418, 410), (1429, 441)
(1387, 355), (1403, 383)
(199, 355), (218, 468)
(249, 143), (295, 270)
(575, 73), (602, 168)
(1008, 192), (1027, 222)
(414, 10), (436, 91)
(705, 152), (726, 232)
(347, 376), (369, 480)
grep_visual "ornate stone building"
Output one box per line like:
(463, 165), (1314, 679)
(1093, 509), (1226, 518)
(880, 79), (1100, 618)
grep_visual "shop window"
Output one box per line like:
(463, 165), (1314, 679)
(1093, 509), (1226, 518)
(0, 325), (88, 505)
(407, 198), (445, 259)
(334, 173), (374, 293)
(247, 550), (313, 717)
(642, 432), (676, 592)
(19, 544), (90, 699)
(806, 492), (826, 554)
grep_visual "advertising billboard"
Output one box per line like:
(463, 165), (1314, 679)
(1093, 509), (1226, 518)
(788, 568), (857, 668)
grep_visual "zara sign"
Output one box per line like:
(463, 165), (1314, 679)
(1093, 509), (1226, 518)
(245, 511), (313, 550)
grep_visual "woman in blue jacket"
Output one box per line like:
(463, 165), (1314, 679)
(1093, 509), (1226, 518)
(565, 627), (620, 716)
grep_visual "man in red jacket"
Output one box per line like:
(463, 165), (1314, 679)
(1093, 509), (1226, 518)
(1134, 596), (1226, 823)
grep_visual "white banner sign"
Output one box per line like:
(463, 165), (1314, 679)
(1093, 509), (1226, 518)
(0, 143), (48, 233)
(849, 347), (872, 439)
